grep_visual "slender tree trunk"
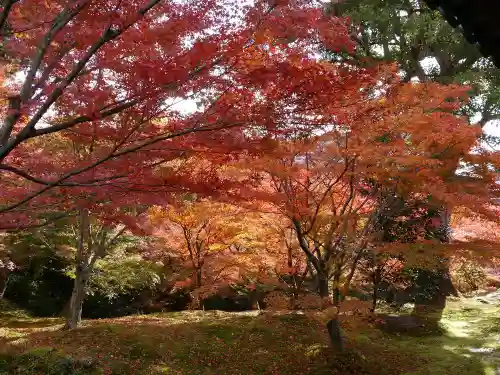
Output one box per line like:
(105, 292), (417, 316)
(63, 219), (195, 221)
(327, 278), (343, 352)
(318, 273), (329, 298)
(342, 245), (367, 303)
(290, 275), (299, 309)
(315, 267), (343, 351)
(371, 266), (381, 313)
(195, 268), (202, 289)
(371, 286), (378, 313)
(327, 318), (343, 351)
(306, 259), (315, 279)
(64, 208), (92, 330)
(64, 265), (91, 330)
(0, 272), (9, 299)
(61, 208), (123, 328)
(332, 264), (342, 307)
(412, 207), (456, 324)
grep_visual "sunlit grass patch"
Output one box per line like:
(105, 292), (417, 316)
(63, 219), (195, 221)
(0, 300), (498, 375)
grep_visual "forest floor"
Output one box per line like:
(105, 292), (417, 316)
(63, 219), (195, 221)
(0, 296), (499, 375)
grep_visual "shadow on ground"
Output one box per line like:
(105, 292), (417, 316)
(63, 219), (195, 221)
(372, 299), (500, 375)
(0, 309), (493, 375)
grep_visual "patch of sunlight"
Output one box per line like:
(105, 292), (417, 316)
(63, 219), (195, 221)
(255, 348), (269, 355)
(7, 337), (28, 346)
(440, 319), (470, 338)
(0, 327), (25, 339)
(304, 343), (327, 358)
(468, 319), (483, 324)
(150, 364), (177, 374)
(479, 338), (500, 349)
(468, 347), (495, 353)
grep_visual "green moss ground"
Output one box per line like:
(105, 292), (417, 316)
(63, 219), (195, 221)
(0, 297), (498, 374)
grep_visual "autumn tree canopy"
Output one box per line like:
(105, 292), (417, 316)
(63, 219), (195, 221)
(0, 0), (498, 339)
(235, 75), (499, 303)
(0, 0), (355, 228)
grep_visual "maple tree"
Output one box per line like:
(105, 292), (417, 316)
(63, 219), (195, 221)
(0, 0), (363, 329)
(149, 200), (241, 289)
(257, 217), (314, 309)
(0, 1), (497, 353)
(62, 209), (132, 329)
(446, 210), (500, 293)
(8, 131), (244, 328)
(245, 74), (500, 343)
(147, 200), (277, 307)
(328, 0), (500, 307)
(237, 75), (499, 303)
(0, 0), (355, 228)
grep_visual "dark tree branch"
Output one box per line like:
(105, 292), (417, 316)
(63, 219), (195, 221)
(21, 2), (90, 103)
(0, 0), (162, 161)
(0, 0), (17, 33)
(32, 98), (142, 138)
(0, 118), (245, 214)
(0, 163), (128, 186)
(1, 211), (75, 231)
(0, 2), (91, 147)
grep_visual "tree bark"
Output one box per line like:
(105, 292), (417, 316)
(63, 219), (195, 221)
(195, 268), (202, 289)
(371, 266), (381, 313)
(64, 265), (91, 330)
(64, 207), (92, 330)
(0, 272), (9, 299)
(318, 273), (329, 298)
(411, 207), (456, 323)
(331, 262), (342, 306)
(326, 318), (343, 351)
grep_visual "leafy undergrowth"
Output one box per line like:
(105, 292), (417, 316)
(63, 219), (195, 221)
(0, 299), (32, 321)
(0, 299), (498, 375)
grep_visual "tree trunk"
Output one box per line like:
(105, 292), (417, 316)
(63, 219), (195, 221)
(318, 273), (329, 298)
(64, 265), (91, 330)
(195, 268), (202, 289)
(326, 318), (343, 351)
(306, 259), (315, 279)
(411, 208), (456, 324)
(371, 266), (381, 313)
(371, 286), (378, 313)
(332, 287), (341, 307)
(315, 268), (343, 350)
(64, 207), (91, 330)
(0, 272), (9, 299)
(332, 265), (342, 307)
(290, 275), (300, 310)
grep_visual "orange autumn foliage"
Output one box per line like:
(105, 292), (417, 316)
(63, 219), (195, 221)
(148, 200), (280, 301)
(233, 76), (499, 302)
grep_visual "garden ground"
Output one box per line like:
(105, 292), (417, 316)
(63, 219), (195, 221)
(0, 296), (498, 375)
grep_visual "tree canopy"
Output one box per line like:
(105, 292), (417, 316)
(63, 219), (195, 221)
(0, 0), (498, 350)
